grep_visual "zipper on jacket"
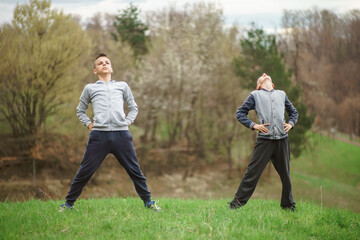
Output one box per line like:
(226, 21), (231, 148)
(268, 92), (274, 139)
(106, 82), (112, 130)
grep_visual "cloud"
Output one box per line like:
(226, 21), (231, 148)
(1, 0), (359, 27)
(0, 3), (16, 24)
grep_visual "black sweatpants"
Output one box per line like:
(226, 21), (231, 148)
(234, 137), (295, 208)
(65, 130), (151, 205)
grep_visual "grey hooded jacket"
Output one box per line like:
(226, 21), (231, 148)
(76, 80), (138, 131)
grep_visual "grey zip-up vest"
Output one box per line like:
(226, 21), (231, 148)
(236, 89), (298, 140)
(252, 89), (287, 139)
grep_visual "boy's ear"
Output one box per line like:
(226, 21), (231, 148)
(93, 69), (97, 75)
(256, 84), (262, 90)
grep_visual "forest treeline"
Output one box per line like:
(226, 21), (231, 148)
(0, 0), (359, 177)
(280, 8), (360, 139)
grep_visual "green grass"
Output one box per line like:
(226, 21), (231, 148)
(294, 133), (360, 185)
(1, 198), (359, 240)
(291, 133), (360, 212)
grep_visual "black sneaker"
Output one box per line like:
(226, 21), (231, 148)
(229, 198), (243, 210)
(282, 204), (296, 212)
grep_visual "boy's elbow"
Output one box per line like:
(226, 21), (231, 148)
(235, 111), (242, 121)
(130, 106), (139, 114)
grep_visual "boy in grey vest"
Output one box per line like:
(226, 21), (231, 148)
(230, 73), (298, 211)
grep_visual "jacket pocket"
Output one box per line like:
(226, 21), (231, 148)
(112, 110), (127, 126)
(93, 114), (107, 127)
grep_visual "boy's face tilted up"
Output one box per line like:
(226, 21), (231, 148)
(94, 56), (113, 75)
(256, 73), (273, 90)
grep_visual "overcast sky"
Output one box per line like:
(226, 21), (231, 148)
(1, 0), (359, 31)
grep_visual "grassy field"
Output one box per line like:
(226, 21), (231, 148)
(1, 133), (360, 239)
(290, 133), (360, 212)
(1, 132), (359, 212)
(1, 198), (359, 240)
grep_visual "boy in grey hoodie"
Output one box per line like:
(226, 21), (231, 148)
(229, 73), (298, 211)
(59, 53), (161, 212)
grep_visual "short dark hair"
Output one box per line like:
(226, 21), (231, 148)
(95, 53), (108, 60)
(94, 53), (110, 69)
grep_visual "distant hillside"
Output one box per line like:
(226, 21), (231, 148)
(291, 133), (360, 213)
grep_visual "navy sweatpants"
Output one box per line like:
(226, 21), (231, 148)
(234, 137), (295, 208)
(65, 130), (151, 205)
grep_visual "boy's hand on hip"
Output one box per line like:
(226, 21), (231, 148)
(253, 123), (269, 133)
(88, 122), (94, 131)
(283, 123), (293, 133)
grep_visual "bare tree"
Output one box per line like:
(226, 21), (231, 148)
(280, 8), (360, 137)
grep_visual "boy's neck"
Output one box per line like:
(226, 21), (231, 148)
(261, 80), (273, 91)
(97, 73), (111, 83)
